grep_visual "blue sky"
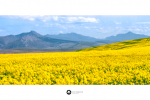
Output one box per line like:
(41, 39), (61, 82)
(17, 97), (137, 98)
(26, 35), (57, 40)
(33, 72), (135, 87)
(0, 15), (150, 39)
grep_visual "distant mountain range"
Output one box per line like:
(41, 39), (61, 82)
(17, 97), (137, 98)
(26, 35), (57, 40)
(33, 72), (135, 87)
(0, 31), (105, 50)
(45, 32), (100, 42)
(0, 31), (77, 49)
(0, 31), (149, 50)
(105, 31), (149, 41)
(46, 31), (150, 42)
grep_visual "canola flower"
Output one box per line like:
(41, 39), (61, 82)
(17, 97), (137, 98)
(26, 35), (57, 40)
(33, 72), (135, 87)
(1, 37), (150, 85)
(0, 45), (150, 85)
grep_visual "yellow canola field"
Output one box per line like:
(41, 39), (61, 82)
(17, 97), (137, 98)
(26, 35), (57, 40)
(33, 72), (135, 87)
(0, 46), (150, 85)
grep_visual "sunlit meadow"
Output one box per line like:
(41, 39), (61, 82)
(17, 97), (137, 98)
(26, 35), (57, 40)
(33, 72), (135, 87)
(0, 38), (150, 85)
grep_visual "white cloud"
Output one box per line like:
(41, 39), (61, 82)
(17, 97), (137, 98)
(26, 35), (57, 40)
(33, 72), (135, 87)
(66, 17), (99, 23)
(93, 26), (103, 30)
(67, 17), (78, 22)
(44, 23), (53, 27)
(41, 16), (51, 22)
(0, 29), (3, 32)
(52, 16), (58, 21)
(54, 23), (67, 29)
(7, 15), (98, 23)
(7, 15), (59, 22)
(78, 17), (98, 23)
(28, 18), (35, 21)
(42, 19), (46, 22)
(41, 16), (58, 22)
(135, 28), (141, 31)
(17, 15), (37, 21)
(114, 21), (121, 24)
(137, 22), (150, 24)
(60, 31), (63, 33)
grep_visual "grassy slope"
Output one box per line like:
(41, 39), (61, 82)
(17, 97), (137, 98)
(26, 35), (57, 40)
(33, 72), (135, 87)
(77, 37), (150, 51)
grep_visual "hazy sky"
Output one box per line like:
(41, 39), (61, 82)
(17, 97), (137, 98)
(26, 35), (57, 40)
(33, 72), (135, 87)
(0, 15), (150, 39)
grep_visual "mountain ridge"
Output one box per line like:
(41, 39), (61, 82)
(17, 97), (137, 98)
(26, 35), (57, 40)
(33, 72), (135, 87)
(105, 31), (149, 41)
(0, 31), (107, 50)
(0, 31), (77, 49)
(45, 32), (100, 42)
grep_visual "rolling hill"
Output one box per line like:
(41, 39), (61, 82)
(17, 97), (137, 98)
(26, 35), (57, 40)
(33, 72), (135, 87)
(77, 37), (150, 51)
